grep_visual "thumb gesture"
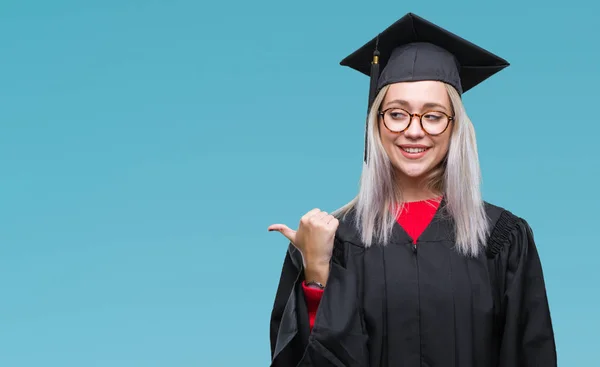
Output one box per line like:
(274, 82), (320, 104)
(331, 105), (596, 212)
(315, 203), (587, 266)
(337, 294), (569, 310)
(268, 223), (297, 245)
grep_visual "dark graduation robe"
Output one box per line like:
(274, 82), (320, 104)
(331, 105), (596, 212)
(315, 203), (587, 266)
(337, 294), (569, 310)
(269, 201), (557, 366)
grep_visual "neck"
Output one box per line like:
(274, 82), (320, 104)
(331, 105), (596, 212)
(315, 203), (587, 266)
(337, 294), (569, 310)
(402, 187), (441, 202)
(396, 175), (442, 203)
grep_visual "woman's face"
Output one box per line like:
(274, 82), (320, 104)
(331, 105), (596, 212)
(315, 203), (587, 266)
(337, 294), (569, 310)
(378, 81), (454, 184)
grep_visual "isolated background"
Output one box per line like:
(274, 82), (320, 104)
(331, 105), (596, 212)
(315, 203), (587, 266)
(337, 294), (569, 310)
(1, 0), (598, 365)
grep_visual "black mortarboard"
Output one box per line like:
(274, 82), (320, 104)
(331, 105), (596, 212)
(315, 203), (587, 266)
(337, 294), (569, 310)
(340, 13), (510, 162)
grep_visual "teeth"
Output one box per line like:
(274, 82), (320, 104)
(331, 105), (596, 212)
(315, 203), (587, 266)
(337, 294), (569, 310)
(402, 147), (427, 153)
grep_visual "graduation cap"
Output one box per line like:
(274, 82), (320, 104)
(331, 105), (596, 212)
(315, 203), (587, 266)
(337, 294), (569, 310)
(340, 12), (510, 162)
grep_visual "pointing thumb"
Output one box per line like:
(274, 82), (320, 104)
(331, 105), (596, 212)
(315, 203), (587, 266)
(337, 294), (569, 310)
(268, 224), (297, 244)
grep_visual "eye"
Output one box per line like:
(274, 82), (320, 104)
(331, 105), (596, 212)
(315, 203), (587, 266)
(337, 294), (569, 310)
(423, 112), (445, 121)
(388, 109), (409, 120)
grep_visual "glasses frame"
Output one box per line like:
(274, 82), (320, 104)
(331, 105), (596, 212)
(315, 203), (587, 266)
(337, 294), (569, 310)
(378, 107), (455, 136)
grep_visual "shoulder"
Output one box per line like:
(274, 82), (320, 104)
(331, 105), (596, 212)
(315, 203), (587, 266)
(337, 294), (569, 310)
(333, 206), (366, 248)
(483, 200), (529, 228)
(483, 200), (535, 259)
(328, 206), (368, 266)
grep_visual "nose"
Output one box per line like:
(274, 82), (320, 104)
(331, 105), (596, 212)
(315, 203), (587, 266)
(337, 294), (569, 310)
(403, 115), (426, 139)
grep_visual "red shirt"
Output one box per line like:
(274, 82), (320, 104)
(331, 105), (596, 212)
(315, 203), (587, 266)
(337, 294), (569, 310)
(302, 198), (441, 330)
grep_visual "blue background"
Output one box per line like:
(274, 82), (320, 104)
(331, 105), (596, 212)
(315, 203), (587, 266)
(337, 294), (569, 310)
(1, 0), (597, 365)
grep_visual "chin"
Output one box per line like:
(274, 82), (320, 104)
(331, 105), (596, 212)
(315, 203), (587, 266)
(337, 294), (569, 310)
(401, 168), (429, 179)
(392, 161), (431, 179)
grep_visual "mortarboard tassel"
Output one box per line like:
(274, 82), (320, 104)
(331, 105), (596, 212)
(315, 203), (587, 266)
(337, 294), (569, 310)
(364, 37), (380, 163)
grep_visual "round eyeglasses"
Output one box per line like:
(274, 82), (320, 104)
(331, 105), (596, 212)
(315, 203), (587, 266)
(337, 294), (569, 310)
(378, 108), (454, 136)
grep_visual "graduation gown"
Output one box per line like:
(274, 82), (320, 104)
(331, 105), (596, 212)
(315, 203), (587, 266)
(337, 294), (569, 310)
(269, 201), (557, 366)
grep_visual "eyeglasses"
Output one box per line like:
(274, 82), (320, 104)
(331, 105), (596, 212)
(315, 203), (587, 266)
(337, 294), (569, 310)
(378, 108), (454, 136)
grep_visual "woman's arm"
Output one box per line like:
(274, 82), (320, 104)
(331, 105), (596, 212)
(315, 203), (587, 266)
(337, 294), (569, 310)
(269, 242), (369, 367)
(492, 216), (557, 366)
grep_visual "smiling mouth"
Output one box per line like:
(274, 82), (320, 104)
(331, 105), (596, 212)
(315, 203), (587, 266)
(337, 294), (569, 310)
(400, 147), (429, 153)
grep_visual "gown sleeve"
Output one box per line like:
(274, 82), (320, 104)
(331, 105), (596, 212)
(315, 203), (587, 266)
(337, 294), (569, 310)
(269, 238), (370, 367)
(489, 213), (557, 366)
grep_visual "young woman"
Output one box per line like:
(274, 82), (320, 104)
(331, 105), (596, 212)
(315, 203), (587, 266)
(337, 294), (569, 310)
(268, 13), (556, 367)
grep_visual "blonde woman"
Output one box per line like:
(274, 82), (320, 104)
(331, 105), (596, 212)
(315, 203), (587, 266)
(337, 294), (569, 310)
(268, 13), (556, 367)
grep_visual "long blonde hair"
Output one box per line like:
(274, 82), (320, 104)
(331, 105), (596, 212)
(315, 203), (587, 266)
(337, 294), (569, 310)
(334, 83), (489, 257)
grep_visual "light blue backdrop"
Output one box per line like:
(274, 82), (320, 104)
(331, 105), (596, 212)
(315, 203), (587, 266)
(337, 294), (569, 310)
(1, 0), (597, 365)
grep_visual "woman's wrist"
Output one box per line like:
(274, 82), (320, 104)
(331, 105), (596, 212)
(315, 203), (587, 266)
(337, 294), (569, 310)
(304, 262), (330, 286)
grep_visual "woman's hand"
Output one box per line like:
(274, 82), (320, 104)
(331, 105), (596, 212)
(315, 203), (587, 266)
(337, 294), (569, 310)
(268, 208), (339, 285)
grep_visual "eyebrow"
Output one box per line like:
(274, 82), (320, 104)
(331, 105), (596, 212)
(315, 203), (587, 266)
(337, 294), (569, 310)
(384, 99), (449, 112)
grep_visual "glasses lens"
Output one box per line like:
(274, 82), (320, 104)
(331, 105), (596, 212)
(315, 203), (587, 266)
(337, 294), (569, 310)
(383, 108), (411, 132)
(421, 111), (449, 135)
